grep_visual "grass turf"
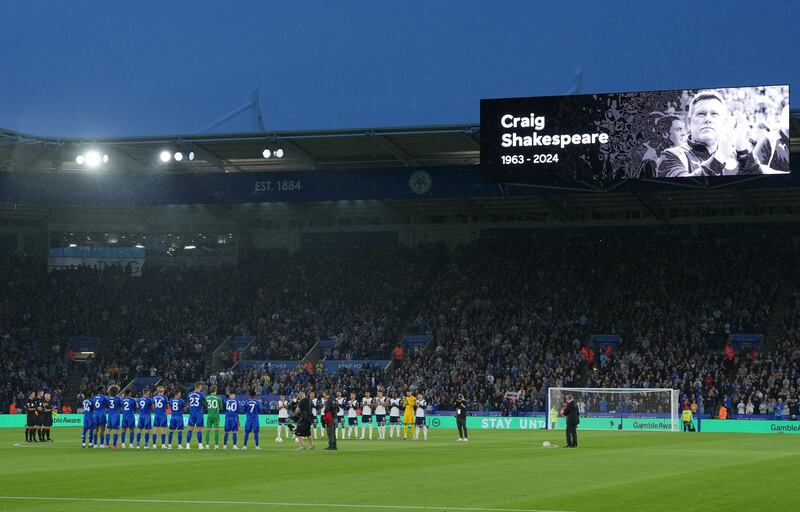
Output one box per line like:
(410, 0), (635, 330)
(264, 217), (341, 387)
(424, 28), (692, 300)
(0, 427), (797, 512)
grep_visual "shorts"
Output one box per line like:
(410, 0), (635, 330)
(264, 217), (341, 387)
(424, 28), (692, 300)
(27, 413), (37, 427)
(389, 416), (399, 425)
(375, 414), (386, 425)
(207, 416), (220, 429)
(278, 417), (288, 425)
(188, 412), (204, 428)
(106, 415), (120, 429)
(153, 415), (168, 428)
(347, 417), (358, 426)
(403, 412), (414, 424)
(244, 418), (259, 433)
(138, 415), (152, 429)
(121, 416), (136, 429)
(43, 414), (53, 427)
(224, 417), (239, 432)
(361, 415), (372, 424)
(415, 416), (426, 426)
(311, 416), (319, 426)
(336, 416), (344, 425)
(82, 415), (94, 429)
(94, 414), (106, 428)
(169, 416), (184, 430)
(294, 420), (311, 437)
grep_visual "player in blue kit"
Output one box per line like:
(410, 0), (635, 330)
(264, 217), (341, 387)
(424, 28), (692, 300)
(223, 391), (240, 450)
(136, 388), (153, 449)
(151, 386), (169, 449)
(105, 385), (122, 448)
(81, 391), (94, 448)
(168, 390), (186, 449)
(91, 387), (107, 448)
(243, 390), (262, 450)
(120, 389), (138, 448)
(186, 382), (205, 450)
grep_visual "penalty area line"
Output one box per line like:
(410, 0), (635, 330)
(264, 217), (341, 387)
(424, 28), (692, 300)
(0, 496), (573, 512)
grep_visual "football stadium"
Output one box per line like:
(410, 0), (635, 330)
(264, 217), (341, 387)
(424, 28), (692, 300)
(2, 4), (799, 512)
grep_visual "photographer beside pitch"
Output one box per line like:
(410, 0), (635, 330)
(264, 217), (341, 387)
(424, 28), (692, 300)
(562, 395), (579, 448)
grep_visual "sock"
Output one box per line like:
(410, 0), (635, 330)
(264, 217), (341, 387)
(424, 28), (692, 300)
(168, 432), (174, 445)
(214, 429), (219, 445)
(161, 433), (166, 445)
(423, 426), (428, 440)
(178, 432), (183, 445)
(197, 432), (202, 445)
(25, 429), (29, 442)
(113, 434), (118, 446)
(105, 433), (110, 445)
(144, 433), (149, 445)
(369, 426), (373, 439)
(224, 432), (229, 445)
(403, 424), (408, 438)
(254, 432), (259, 447)
(313, 428), (318, 439)
(136, 432), (141, 445)
(129, 432), (134, 444)
(244, 432), (250, 446)
(187, 430), (193, 444)
(232, 433), (237, 445)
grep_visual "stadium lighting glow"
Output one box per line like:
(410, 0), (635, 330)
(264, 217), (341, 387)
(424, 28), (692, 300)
(159, 151), (172, 163)
(174, 152), (184, 162)
(275, 148), (284, 158)
(262, 149), (271, 159)
(134, 244), (145, 249)
(102, 154), (109, 164)
(184, 245), (196, 250)
(75, 155), (85, 165)
(188, 151), (195, 161)
(84, 151), (102, 168)
(68, 244), (77, 248)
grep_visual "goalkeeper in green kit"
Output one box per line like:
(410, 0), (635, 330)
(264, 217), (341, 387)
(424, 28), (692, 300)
(205, 385), (223, 449)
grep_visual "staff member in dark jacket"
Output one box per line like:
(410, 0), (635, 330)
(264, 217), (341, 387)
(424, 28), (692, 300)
(322, 390), (338, 450)
(562, 395), (580, 448)
(294, 391), (314, 450)
(455, 394), (468, 442)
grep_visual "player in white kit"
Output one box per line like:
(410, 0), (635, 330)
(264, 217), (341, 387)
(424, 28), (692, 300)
(276, 394), (290, 442)
(388, 391), (402, 439)
(346, 393), (359, 439)
(373, 390), (388, 440)
(335, 391), (346, 439)
(360, 391), (373, 440)
(414, 393), (428, 441)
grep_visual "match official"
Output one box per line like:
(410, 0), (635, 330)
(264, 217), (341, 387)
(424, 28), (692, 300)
(455, 394), (468, 442)
(563, 395), (579, 448)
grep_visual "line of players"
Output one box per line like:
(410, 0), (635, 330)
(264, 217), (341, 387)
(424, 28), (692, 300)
(284, 389), (429, 442)
(81, 383), (429, 450)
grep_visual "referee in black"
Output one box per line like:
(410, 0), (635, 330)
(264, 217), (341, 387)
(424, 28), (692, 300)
(42, 392), (54, 442)
(455, 394), (468, 442)
(25, 391), (37, 443)
(563, 395), (580, 448)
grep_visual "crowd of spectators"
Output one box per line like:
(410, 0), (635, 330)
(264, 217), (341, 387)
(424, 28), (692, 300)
(1, 237), (798, 420)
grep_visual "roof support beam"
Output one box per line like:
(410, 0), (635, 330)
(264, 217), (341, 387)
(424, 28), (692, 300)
(368, 131), (418, 166)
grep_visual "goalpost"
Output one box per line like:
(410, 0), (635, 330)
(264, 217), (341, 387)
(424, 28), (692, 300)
(546, 387), (681, 432)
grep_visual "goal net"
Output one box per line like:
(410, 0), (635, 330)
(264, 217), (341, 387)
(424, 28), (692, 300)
(546, 387), (680, 432)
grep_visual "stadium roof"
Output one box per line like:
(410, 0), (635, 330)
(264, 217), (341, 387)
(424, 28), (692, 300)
(2, 110), (799, 175)
(0, 124), (480, 174)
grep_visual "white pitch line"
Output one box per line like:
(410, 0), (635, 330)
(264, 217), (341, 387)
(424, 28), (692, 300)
(0, 496), (573, 512)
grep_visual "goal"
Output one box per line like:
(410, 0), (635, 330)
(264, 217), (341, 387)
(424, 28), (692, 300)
(546, 387), (680, 432)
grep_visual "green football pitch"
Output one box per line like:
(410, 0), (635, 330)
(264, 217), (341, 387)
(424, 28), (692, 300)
(0, 427), (797, 512)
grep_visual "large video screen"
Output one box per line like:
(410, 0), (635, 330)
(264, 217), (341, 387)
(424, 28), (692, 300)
(480, 85), (790, 183)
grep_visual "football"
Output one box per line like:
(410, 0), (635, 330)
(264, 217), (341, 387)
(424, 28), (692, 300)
(543, 441), (551, 448)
